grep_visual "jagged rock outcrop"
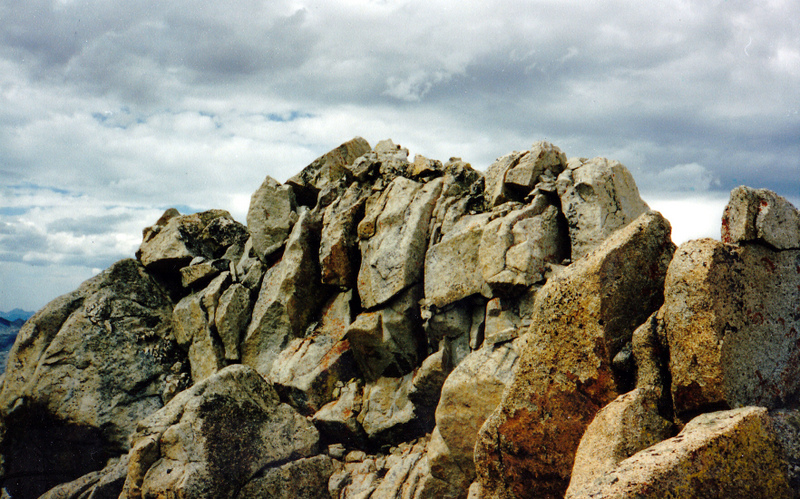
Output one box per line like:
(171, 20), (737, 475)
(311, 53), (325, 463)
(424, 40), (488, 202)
(3, 137), (800, 499)
(475, 210), (675, 499)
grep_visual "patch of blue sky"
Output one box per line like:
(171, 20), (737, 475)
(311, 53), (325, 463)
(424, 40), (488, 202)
(0, 207), (29, 216)
(265, 111), (314, 122)
(6, 183), (75, 196)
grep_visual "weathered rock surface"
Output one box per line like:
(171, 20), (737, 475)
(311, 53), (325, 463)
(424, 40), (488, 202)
(722, 185), (800, 249)
(479, 197), (569, 293)
(286, 136), (371, 208)
(475, 210), (675, 498)
(320, 183), (369, 288)
(137, 209), (235, 275)
(663, 237), (800, 419)
(568, 407), (792, 499)
(357, 177), (443, 309)
(241, 208), (331, 377)
(246, 175), (299, 262)
(346, 285), (424, 380)
(557, 157), (649, 260)
(119, 364), (321, 499)
(0, 259), (186, 499)
(565, 387), (673, 497)
(424, 214), (488, 308)
(38, 455), (129, 499)
(484, 142), (566, 208)
(432, 337), (527, 490)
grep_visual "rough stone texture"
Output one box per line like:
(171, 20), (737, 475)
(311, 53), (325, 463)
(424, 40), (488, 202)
(484, 142), (566, 207)
(409, 349), (451, 433)
(179, 260), (220, 289)
(119, 365), (320, 499)
(241, 208), (331, 377)
(246, 175), (299, 262)
(568, 407), (792, 499)
(424, 215), (487, 308)
(312, 380), (368, 449)
(237, 455), (337, 499)
(565, 387), (674, 497)
(475, 211), (675, 499)
(722, 185), (800, 250)
(0, 259), (185, 499)
(766, 409), (800, 491)
(286, 137), (371, 208)
(269, 291), (359, 415)
(320, 183), (369, 288)
(432, 337), (527, 489)
(269, 335), (359, 416)
(345, 285), (424, 381)
(214, 282), (251, 361)
(358, 373), (419, 445)
(479, 197), (568, 294)
(557, 157), (649, 260)
(357, 177), (443, 309)
(137, 210), (233, 275)
(172, 272), (230, 383)
(370, 440), (427, 498)
(664, 239), (800, 419)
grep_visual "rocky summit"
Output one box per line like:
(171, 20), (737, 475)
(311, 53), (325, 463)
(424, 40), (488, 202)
(1, 137), (799, 499)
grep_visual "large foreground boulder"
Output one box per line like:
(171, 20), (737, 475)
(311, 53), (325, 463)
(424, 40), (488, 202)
(119, 364), (323, 498)
(0, 259), (186, 499)
(567, 407), (793, 498)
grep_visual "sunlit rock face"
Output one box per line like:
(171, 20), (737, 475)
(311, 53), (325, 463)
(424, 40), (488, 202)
(4, 137), (800, 499)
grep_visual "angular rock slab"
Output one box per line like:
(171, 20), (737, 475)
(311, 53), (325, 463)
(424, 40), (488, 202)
(475, 211), (675, 499)
(567, 407), (792, 499)
(137, 209), (233, 274)
(557, 157), (649, 261)
(357, 177), (443, 309)
(238, 455), (337, 499)
(424, 215), (487, 308)
(432, 337), (527, 488)
(286, 136), (371, 208)
(0, 259), (184, 499)
(246, 175), (299, 262)
(566, 387), (673, 497)
(345, 285), (424, 380)
(478, 197), (568, 294)
(242, 208), (330, 377)
(722, 185), (800, 249)
(484, 142), (567, 207)
(664, 238), (800, 418)
(320, 183), (369, 288)
(358, 373), (419, 445)
(119, 365), (320, 499)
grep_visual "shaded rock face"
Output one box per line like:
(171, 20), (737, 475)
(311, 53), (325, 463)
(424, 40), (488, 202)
(119, 365), (320, 499)
(0, 259), (185, 499)
(8, 137), (800, 499)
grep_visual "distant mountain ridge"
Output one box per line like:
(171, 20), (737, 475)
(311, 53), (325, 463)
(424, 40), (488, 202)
(0, 316), (23, 374)
(0, 308), (34, 322)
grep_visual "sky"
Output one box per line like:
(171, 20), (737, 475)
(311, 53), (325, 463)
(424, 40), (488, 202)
(1, 0), (798, 312)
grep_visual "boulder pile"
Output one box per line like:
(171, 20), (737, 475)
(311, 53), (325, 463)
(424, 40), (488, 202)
(1, 137), (799, 498)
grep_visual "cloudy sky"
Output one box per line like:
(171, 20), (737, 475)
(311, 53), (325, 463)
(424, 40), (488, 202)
(1, 0), (798, 312)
